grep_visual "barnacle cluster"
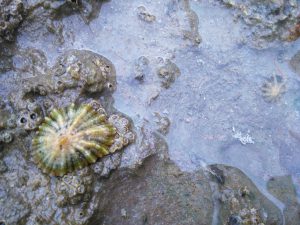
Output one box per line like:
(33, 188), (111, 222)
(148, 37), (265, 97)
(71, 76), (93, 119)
(261, 75), (286, 102)
(0, 131), (13, 144)
(108, 114), (135, 153)
(32, 103), (133, 176)
(55, 168), (93, 207)
(17, 102), (43, 131)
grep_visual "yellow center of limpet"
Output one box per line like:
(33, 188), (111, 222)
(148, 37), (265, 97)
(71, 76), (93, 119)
(58, 135), (71, 150)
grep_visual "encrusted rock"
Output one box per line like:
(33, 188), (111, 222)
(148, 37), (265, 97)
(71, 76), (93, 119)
(0, 180), (30, 224)
(137, 6), (156, 23)
(209, 164), (283, 225)
(55, 168), (94, 207)
(108, 114), (135, 153)
(51, 50), (116, 94)
(220, 0), (299, 47)
(133, 56), (150, 82)
(157, 59), (181, 88)
(0, 0), (26, 42)
(17, 103), (43, 131)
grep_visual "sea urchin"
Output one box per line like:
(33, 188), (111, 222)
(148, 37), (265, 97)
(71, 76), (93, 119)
(32, 103), (119, 176)
(261, 75), (286, 102)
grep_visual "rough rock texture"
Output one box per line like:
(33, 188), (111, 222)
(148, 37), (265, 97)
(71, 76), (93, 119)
(157, 59), (181, 89)
(0, 48), (136, 224)
(0, 0), (25, 42)
(137, 6), (156, 23)
(208, 164), (283, 225)
(8, 49), (116, 111)
(220, 0), (299, 48)
(0, 179), (30, 225)
(51, 49), (116, 94)
(267, 175), (300, 225)
(92, 154), (214, 225)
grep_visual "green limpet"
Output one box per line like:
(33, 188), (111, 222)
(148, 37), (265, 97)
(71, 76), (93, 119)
(32, 104), (119, 176)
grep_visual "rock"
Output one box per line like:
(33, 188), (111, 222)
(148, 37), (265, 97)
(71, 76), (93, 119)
(93, 154), (214, 225)
(290, 51), (300, 75)
(0, 179), (30, 224)
(133, 56), (150, 82)
(220, 0), (299, 48)
(137, 6), (156, 23)
(181, 0), (202, 45)
(267, 175), (300, 225)
(153, 112), (171, 135)
(157, 59), (181, 89)
(0, 0), (25, 43)
(51, 49), (116, 94)
(209, 164), (283, 224)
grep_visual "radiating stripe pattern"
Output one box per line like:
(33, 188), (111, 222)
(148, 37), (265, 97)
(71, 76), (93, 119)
(32, 104), (118, 176)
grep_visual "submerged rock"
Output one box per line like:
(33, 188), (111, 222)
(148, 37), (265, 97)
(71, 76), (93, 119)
(157, 59), (181, 89)
(267, 175), (300, 225)
(208, 164), (283, 224)
(290, 50), (300, 75)
(137, 6), (156, 23)
(220, 0), (299, 48)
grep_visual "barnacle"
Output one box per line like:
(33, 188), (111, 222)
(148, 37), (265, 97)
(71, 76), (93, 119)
(32, 104), (120, 176)
(261, 75), (286, 102)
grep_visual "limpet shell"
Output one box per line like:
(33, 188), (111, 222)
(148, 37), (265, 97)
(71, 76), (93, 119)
(32, 104), (119, 176)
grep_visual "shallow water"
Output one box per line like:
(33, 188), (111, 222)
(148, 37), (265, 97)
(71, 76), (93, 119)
(16, 0), (300, 200)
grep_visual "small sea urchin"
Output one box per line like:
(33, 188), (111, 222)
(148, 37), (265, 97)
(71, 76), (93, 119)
(32, 104), (122, 176)
(261, 75), (286, 102)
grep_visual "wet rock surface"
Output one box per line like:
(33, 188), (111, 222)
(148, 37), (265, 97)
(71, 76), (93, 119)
(93, 154), (214, 225)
